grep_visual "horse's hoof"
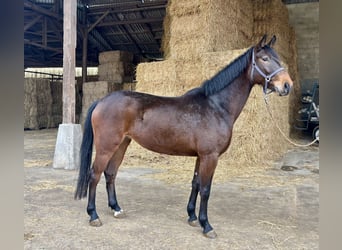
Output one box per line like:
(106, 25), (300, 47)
(89, 218), (102, 227)
(204, 230), (217, 239)
(113, 209), (125, 218)
(188, 219), (200, 227)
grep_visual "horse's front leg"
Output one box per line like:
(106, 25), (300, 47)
(198, 154), (218, 238)
(187, 157), (200, 226)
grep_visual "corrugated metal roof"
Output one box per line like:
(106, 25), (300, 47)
(24, 0), (318, 67)
(24, 0), (167, 67)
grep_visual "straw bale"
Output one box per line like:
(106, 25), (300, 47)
(163, 0), (254, 59)
(98, 62), (124, 83)
(167, 14), (210, 59)
(201, 49), (248, 80)
(287, 27), (301, 127)
(208, 0), (253, 50)
(136, 60), (177, 96)
(24, 78), (53, 130)
(80, 81), (120, 126)
(168, 0), (210, 17)
(49, 80), (63, 127)
(174, 58), (203, 91)
(161, 10), (171, 58)
(123, 82), (136, 91)
(252, 0), (291, 60)
(98, 51), (133, 64)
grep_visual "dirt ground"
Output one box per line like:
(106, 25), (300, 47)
(24, 129), (319, 249)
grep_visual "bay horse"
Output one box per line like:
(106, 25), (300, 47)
(75, 35), (293, 238)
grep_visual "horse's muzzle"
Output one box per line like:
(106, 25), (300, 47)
(275, 81), (292, 96)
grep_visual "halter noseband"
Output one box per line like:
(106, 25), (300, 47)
(251, 49), (285, 95)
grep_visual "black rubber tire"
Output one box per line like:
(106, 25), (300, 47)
(312, 126), (319, 143)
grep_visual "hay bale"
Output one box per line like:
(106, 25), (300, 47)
(136, 60), (178, 96)
(201, 49), (247, 79)
(80, 81), (121, 126)
(98, 51), (133, 64)
(98, 62), (124, 83)
(24, 78), (53, 130)
(208, 0), (253, 51)
(162, 0), (253, 59)
(98, 51), (134, 84)
(252, 0), (291, 61)
(123, 82), (136, 91)
(50, 80), (63, 127)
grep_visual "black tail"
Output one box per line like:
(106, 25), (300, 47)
(74, 101), (98, 200)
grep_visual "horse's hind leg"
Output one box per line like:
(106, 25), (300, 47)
(104, 136), (131, 218)
(187, 157), (200, 227)
(87, 152), (113, 227)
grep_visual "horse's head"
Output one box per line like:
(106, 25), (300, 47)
(251, 35), (293, 96)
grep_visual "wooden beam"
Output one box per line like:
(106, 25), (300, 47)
(97, 17), (164, 27)
(24, 39), (62, 53)
(82, 6), (88, 84)
(24, 15), (42, 31)
(87, 9), (110, 33)
(42, 17), (47, 47)
(87, 0), (167, 11)
(47, 18), (63, 42)
(87, 4), (167, 16)
(62, 0), (77, 124)
(24, 0), (62, 20)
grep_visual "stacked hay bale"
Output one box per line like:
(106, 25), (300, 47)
(49, 80), (63, 127)
(98, 51), (134, 83)
(24, 78), (53, 130)
(139, 0), (254, 95)
(80, 81), (121, 126)
(252, 0), (301, 127)
(80, 51), (134, 126)
(134, 0), (298, 182)
(163, 0), (253, 59)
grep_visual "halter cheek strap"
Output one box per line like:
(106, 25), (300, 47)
(251, 50), (285, 95)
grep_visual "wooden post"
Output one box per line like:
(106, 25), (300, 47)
(62, 0), (76, 124)
(53, 0), (82, 170)
(82, 6), (88, 84)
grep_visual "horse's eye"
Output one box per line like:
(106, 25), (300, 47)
(262, 56), (269, 62)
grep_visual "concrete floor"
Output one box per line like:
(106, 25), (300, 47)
(24, 129), (319, 249)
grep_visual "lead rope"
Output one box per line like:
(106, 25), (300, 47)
(263, 94), (318, 147)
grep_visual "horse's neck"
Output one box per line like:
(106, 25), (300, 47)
(216, 75), (253, 121)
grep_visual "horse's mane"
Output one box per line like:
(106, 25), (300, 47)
(201, 47), (253, 96)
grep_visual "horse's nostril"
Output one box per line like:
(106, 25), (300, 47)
(284, 82), (290, 91)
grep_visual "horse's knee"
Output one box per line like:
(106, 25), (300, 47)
(104, 172), (115, 184)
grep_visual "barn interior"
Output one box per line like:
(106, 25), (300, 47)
(24, 0), (319, 172)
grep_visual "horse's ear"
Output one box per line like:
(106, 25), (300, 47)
(267, 35), (277, 47)
(256, 34), (267, 50)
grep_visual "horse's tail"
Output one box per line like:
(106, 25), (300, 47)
(74, 100), (98, 200)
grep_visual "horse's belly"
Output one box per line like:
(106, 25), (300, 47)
(136, 140), (197, 156)
(128, 121), (198, 156)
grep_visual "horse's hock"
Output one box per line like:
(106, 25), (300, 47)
(135, 0), (298, 176)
